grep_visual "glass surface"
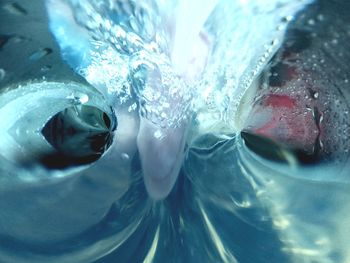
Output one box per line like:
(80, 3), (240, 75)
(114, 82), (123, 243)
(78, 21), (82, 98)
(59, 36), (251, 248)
(0, 0), (349, 262)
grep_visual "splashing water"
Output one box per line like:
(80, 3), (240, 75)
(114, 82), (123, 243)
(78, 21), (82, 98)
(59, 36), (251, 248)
(46, 0), (314, 131)
(47, 0), (192, 129)
(3, 0), (350, 263)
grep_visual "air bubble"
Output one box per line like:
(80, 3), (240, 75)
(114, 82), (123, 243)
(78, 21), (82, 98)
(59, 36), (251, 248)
(307, 19), (315, 26)
(154, 129), (163, 139)
(40, 65), (52, 72)
(121, 153), (130, 161)
(128, 103), (137, 112)
(129, 57), (161, 99)
(317, 14), (324, 21)
(282, 15), (293, 23)
(67, 93), (89, 105)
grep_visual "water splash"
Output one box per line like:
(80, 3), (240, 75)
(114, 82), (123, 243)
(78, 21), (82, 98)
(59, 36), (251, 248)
(190, 0), (314, 135)
(11, 1), (349, 263)
(47, 0), (313, 132)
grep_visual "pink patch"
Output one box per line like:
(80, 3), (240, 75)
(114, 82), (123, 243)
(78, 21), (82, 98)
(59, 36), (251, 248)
(263, 94), (296, 108)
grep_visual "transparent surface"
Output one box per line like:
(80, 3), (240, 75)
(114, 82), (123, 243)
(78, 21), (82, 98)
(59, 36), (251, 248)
(0, 0), (349, 262)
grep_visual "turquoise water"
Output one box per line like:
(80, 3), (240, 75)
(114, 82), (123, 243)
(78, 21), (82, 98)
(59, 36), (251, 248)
(0, 0), (350, 262)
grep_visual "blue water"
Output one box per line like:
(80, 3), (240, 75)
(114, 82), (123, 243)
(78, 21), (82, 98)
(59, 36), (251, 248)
(0, 0), (350, 262)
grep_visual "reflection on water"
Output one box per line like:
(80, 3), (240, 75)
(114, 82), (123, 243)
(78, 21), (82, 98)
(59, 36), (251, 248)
(0, 0), (350, 262)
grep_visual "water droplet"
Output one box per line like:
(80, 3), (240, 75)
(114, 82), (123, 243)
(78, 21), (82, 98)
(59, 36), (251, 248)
(40, 65), (52, 72)
(121, 153), (130, 161)
(79, 94), (89, 104)
(29, 48), (52, 61)
(2, 3), (27, 16)
(128, 103), (137, 112)
(154, 129), (163, 139)
(0, 68), (5, 81)
(331, 39), (338, 45)
(317, 14), (324, 21)
(282, 15), (293, 23)
(67, 93), (89, 105)
(277, 24), (284, 31)
(308, 19), (315, 26)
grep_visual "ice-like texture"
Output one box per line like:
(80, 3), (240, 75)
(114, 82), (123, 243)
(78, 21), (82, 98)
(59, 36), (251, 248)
(1, 0), (350, 262)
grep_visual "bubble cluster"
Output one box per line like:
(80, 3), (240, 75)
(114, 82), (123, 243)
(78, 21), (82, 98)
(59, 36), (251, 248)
(70, 0), (192, 128)
(48, 0), (315, 133)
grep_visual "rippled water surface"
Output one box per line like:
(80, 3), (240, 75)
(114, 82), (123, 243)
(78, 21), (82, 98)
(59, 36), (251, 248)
(0, 0), (350, 262)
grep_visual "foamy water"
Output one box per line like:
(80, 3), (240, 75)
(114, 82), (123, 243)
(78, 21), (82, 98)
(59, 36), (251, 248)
(0, 0), (350, 262)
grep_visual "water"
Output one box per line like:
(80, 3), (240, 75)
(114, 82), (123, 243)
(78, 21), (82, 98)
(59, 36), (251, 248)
(46, 0), (314, 130)
(0, 0), (350, 262)
(29, 47), (52, 61)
